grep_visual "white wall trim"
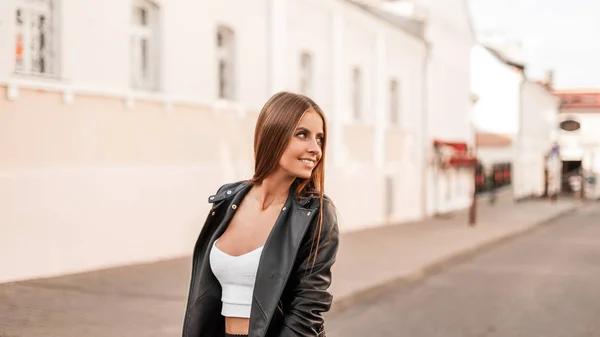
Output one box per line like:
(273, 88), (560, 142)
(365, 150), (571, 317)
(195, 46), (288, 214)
(0, 163), (253, 178)
(0, 78), (257, 114)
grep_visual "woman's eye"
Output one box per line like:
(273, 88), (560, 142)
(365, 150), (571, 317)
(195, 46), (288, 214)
(297, 132), (307, 138)
(317, 137), (324, 144)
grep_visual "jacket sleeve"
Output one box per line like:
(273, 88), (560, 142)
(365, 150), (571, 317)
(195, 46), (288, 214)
(279, 199), (340, 336)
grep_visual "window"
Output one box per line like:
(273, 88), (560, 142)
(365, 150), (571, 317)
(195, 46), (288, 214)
(299, 52), (313, 96)
(15, 0), (59, 76)
(131, 0), (159, 90)
(352, 67), (362, 120)
(216, 26), (236, 100)
(390, 79), (400, 124)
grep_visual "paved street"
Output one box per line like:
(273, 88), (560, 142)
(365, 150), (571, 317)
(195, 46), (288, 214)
(0, 198), (583, 337)
(326, 204), (600, 337)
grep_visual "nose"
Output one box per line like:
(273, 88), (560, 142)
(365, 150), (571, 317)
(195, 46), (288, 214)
(307, 137), (321, 155)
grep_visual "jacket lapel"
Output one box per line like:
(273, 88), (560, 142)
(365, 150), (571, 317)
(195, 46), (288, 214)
(249, 195), (317, 337)
(202, 182), (254, 295)
(184, 182), (253, 337)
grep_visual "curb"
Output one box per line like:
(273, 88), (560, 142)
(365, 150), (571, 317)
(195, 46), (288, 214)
(328, 204), (580, 316)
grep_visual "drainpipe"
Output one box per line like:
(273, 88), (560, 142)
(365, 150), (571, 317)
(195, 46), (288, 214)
(420, 41), (431, 218)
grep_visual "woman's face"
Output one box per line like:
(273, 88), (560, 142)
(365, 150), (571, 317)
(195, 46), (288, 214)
(278, 109), (324, 179)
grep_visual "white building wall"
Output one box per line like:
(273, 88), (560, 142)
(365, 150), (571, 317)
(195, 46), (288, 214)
(471, 45), (521, 135)
(0, 0), (427, 282)
(163, 0), (269, 108)
(341, 7), (377, 124)
(384, 31), (427, 223)
(558, 110), (600, 161)
(286, 0), (333, 112)
(321, 0), (427, 229)
(514, 81), (560, 199)
(416, 0), (474, 215)
(418, 0), (473, 141)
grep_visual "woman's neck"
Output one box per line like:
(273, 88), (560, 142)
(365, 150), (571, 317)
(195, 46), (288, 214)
(253, 172), (295, 211)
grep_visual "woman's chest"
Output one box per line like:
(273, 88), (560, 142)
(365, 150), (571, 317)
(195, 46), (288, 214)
(216, 201), (284, 256)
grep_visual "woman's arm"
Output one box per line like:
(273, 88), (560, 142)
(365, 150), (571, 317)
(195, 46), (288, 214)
(279, 199), (340, 336)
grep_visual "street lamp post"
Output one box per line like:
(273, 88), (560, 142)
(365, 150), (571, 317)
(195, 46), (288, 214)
(469, 158), (477, 226)
(469, 94), (479, 226)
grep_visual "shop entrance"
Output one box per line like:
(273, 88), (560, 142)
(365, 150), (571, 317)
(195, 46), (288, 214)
(561, 160), (582, 192)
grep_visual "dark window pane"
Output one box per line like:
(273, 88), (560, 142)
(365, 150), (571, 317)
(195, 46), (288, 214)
(140, 8), (147, 26)
(390, 80), (398, 123)
(16, 9), (23, 25)
(141, 38), (148, 78)
(353, 68), (361, 119)
(217, 31), (223, 47)
(39, 15), (46, 73)
(219, 60), (226, 98)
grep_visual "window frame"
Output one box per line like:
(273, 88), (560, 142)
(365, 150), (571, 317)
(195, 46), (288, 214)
(216, 25), (236, 100)
(14, 0), (60, 77)
(389, 78), (400, 125)
(299, 51), (313, 96)
(131, 0), (160, 90)
(352, 67), (362, 121)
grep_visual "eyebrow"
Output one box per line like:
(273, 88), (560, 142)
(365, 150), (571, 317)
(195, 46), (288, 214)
(296, 127), (324, 136)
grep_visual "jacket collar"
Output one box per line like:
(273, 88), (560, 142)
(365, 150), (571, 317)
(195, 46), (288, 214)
(208, 179), (319, 210)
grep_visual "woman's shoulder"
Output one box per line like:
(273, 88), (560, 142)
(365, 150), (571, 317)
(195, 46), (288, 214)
(207, 180), (250, 203)
(322, 195), (338, 223)
(306, 193), (336, 209)
(306, 194), (339, 232)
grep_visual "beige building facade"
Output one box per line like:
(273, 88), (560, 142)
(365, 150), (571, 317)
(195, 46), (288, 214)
(0, 0), (436, 283)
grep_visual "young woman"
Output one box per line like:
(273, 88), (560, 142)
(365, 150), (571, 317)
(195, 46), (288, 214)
(182, 92), (340, 337)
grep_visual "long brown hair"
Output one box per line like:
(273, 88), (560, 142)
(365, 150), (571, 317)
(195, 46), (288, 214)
(250, 91), (327, 270)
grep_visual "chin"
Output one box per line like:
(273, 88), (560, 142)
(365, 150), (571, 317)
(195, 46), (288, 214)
(293, 169), (313, 180)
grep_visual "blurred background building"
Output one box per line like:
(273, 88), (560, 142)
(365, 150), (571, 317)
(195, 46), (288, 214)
(471, 41), (561, 201)
(554, 90), (600, 199)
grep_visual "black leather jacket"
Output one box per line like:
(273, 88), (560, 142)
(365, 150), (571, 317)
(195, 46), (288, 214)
(182, 180), (340, 337)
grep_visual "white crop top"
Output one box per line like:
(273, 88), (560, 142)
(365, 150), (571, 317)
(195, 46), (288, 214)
(209, 239), (264, 318)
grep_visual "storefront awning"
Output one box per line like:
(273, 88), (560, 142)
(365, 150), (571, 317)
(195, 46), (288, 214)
(449, 156), (478, 167)
(433, 139), (468, 152)
(433, 139), (478, 167)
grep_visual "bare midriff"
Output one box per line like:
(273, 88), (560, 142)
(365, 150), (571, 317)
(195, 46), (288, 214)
(225, 317), (250, 335)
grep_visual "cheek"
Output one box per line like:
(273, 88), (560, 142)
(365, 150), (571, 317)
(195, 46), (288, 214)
(282, 140), (303, 159)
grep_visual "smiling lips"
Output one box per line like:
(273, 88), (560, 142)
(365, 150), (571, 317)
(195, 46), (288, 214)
(299, 158), (316, 168)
